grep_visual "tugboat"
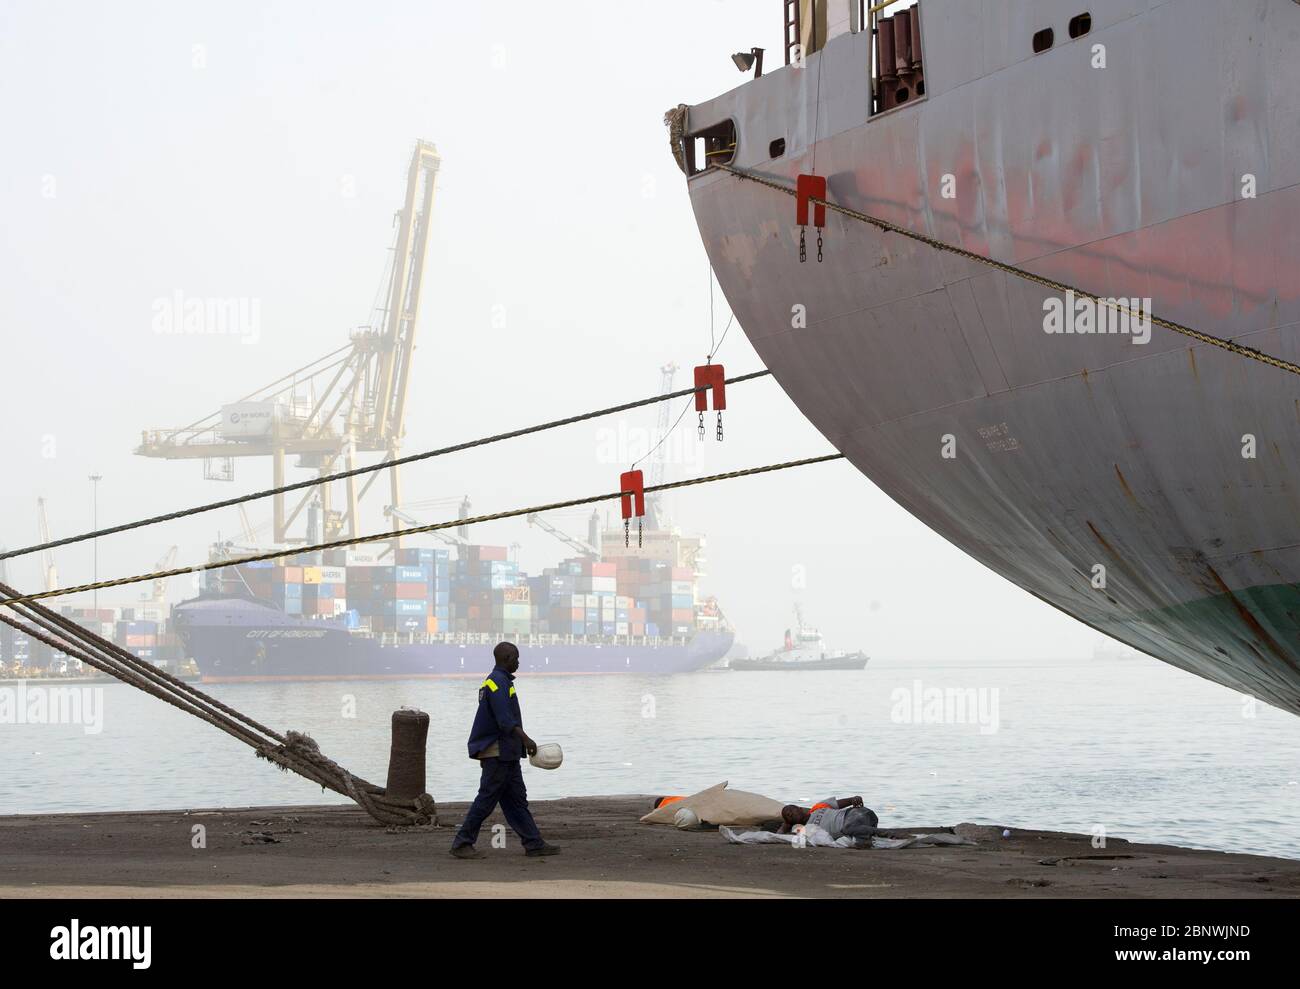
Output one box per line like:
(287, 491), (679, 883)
(729, 606), (868, 671)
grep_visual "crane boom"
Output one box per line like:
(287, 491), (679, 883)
(145, 546), (179, 604)
(526, 513), (600, 560)
(385, 504), (468, 549)
(134, 141), (442, 548)
(374, 140), (441, 445)
(647, 362), (678, 530)
(36, 498), (57, 593)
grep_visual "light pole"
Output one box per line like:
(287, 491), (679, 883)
(89, 474), (102, 613)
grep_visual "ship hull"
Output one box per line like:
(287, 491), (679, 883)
(173, 598), (732, 682)
(684, 0), (1300, 713)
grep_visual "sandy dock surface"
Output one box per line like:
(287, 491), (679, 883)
(2, 796), (1298, 899)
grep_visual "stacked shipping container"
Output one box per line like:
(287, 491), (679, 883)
(201, 538), (705, 642)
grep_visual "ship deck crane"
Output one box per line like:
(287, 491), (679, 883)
(525, 511), (601, 560)
(384, 504), (470, 550)
(646, 362), (678, 530)
(36, 497), (58, 593)
(143, 546), (179, 604)
(135, 141), (442, 553)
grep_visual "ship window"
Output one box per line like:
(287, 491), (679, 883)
(769, 138), (786, 159)
(1033, 28), (1054, 53)
(1069, 13), (1092, 38)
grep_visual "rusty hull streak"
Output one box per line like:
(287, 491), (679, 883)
(1114, 465), (1139, 507)
(1202, 563), (1300, 677)
(1084, 520), (1150, 594)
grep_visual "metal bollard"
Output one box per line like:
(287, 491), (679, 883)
(385, 708), (430, 803)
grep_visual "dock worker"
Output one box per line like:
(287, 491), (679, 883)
(450, 642), (561, 859)
(777, 796), (879, 840)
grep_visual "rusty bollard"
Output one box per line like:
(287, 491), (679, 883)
(386, 708), (431, 808)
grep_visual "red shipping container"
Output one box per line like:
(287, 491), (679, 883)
(671, 609), (694, 622)
(671, 567), (693, 581)
(395, 582), (428, 599)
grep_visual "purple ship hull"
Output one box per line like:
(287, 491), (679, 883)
(172, 597), (733, 682)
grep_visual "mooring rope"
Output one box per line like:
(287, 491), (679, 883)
(0, 579), (286, 742)
(0, 451), (847, 824)
(0, 602), (435, 826)
(0, 453), (845, 608)
(0, 369), (774, 563)
(715, 163), (1300, 378)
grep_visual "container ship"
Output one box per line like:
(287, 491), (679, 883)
(1, 603), (185, 679)
(172, 526), (733, 682)
(677, 0), (1300, 715)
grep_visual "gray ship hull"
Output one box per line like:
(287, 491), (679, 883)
(683, 0), (1300, 713)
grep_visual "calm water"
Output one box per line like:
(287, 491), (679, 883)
(3, 656), (1298, 859)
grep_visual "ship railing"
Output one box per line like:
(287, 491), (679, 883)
(367, 630), (692, 649)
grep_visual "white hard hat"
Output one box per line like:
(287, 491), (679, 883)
(529, 742), (563, 770)
(674, 807), (701, 829)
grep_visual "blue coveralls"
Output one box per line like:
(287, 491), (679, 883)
(451, 666), (545, 851)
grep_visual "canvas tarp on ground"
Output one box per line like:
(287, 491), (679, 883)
(639, 781), (786, 828)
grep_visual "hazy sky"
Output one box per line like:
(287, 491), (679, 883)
(0, 0), (1117, 662)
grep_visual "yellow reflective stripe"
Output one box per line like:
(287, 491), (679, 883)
(482, 678), (499, 692)
(508, 686), (516, 697)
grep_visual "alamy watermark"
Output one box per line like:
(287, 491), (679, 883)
(890, 679), (1000, 735)
(1043, 290), (1152, 345)
(0, 681), (104, 734)
(50, 920), (150, 969)
(595, 422), (701, 467)
(152, 290), (261, 344)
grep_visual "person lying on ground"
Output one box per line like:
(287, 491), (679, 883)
(778, 796), (879, 839)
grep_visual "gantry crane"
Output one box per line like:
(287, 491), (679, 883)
(135, 141), (442, 552)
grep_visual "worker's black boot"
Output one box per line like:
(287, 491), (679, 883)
(525, 843), (561, 857)
(450, 844), (485, 859)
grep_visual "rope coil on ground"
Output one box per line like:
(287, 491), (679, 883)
(715, 163), (1300, 379)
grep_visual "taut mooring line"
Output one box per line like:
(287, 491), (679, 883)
(0, 453), (845, 607)
(0, 369), (774, 563)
